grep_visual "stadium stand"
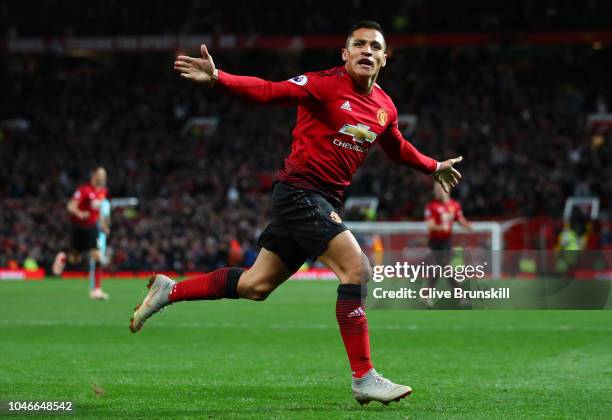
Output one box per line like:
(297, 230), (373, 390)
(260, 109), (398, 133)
(1, 5), (610, 272)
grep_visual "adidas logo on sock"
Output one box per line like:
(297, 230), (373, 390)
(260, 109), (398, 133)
(347, 306), (365, 318)
(340, 100), (352, 111)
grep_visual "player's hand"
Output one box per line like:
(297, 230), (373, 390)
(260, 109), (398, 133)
(78, 210), (90, 220)
(174, 44), (217, 85)
(433, 156), (463, 193)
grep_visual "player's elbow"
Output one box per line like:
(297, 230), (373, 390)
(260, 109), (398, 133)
(384, 152), (403, 165)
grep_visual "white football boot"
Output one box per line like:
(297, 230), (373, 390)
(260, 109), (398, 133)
(52, 252), (66, 276)
(129, 274), (175, 333)
(89, 288), (109, 300)
(352, 368), (412, 405)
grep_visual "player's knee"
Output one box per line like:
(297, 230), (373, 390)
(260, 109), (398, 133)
(346, 255), (372, 285)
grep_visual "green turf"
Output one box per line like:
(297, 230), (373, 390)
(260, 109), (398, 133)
(1, 279), (611, 419)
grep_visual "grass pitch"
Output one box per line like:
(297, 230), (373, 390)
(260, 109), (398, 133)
(1, 279), (611, 419)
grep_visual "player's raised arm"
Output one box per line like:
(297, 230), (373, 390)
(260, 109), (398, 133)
(378, 122), (462, 193)
(174, 44), (312, 105)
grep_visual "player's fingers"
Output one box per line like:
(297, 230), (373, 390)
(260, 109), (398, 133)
(451, 156), (463, 165)
(451, 167), (462, 179)
(175, 59), (196, 68)
(177, 55), (196, 63)
(439, 179), (449, 193)
(174, 64), (192, 73)
(180, 73), (194, 80)
(174, 63), (192, 72)
(201, 44), (210, 59)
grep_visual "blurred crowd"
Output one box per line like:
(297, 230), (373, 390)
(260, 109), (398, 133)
(2, 0), (611, 37)
(1, 45), (610, 272)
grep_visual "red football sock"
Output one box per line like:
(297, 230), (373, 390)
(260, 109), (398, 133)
(336, 284), (373, 378)
(169, 268), (244, 302)
(94, 266), (101, 289)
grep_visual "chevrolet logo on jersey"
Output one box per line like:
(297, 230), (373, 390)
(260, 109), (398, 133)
(338, 123), (378, 144)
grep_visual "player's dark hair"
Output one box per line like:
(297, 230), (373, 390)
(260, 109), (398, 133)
(346, 20), (385, 49)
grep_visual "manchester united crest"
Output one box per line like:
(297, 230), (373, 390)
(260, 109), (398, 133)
(330, 211), (342, 224)
(376, 108), (388, 126)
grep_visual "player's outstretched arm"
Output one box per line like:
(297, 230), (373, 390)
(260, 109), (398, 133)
(174, 44), (217, 84)
(379, 123), (463, 193)
(174, 44), (310, 105)
(433, 156), (462, 193)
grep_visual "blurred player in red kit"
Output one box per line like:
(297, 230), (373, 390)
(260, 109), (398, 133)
(426, 182), (472, 252)
(54, 167), (109, 300)
(131, 21), (463, 405)
(425, 182), (472, 304)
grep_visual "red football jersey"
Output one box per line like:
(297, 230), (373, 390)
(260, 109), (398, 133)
(217, 67), (437, 205)
(425, 199), (464, 240)
(70, 183), (108, 227)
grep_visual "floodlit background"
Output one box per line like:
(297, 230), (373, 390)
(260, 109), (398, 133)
(0, 1), (610, 418)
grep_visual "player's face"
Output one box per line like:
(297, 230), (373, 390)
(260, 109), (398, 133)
(92, 168), (107, 188)
(342, 28), (387, 79)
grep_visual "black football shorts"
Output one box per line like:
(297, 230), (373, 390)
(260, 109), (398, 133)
(258, 182), (348, 272)
(428, 237), (452, 266)
(428, 237), (452, 251)
(71, 225), (99, 252)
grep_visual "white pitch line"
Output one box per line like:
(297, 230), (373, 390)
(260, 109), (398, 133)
(0, 319), (611, 332)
